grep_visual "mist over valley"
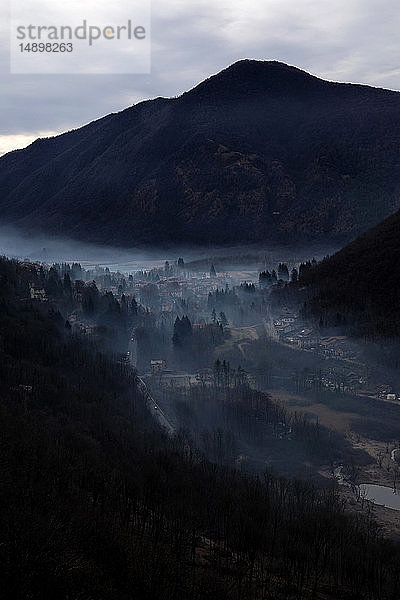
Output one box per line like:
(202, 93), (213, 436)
(2, 58), (400, 600)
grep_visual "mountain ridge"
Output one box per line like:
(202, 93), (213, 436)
(2, 60), (400, 246)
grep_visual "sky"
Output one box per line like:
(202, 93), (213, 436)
(1, 0), (400, 155)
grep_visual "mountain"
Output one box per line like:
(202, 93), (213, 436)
(2, 59), (400, 246)
(300, 207), (400, 339)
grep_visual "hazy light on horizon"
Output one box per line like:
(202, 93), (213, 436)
(0, 132), (60, 156)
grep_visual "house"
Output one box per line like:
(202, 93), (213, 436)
(196, 369), (212, 382)
(13, 384), (33, 394)
(278, 324), (295, 338)
(150, 360), (166, 374)
(298, 335), (320, 349)
(29, 284), (46, 301)
(193, 320), (207, 330)
(320, 336), (348, 357)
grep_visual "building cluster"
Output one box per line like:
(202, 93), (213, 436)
(67, 313), (97, 336)
(273, 313), (356, 359)
(150, 360), (166, 374)
(129, 272), (234, 314)
(29, 283), (47, 301)
(376, 386), (400, 402)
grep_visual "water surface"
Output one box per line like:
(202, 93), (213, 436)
(359, 484), (400, 511)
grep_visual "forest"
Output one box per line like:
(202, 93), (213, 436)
(2, 255), (400, 599)
(295, 207), (400, 342)
(148, 362), (361, 479)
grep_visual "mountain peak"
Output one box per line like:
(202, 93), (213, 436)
(183, 59), (328, 101)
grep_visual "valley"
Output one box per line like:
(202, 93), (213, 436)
(54, 244), (400, 536)
(3, 55), (400, 599)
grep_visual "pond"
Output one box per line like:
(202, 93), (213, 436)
(358, 484), (400, 511)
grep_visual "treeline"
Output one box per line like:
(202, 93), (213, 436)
(154, 364), (351, 476)
(2, 256), (400, 598)
(259, 261), (316, 287)
(259, 262), (290, 286)
(52, 261), (134, 293)
(207, 284), (269, 327)
(131, 258), (189, 285)
(171, 314), (226, 369)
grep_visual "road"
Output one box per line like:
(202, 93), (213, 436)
(136, 376), (176, 436)
(126, 330), (176, 435)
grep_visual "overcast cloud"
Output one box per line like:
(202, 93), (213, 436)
(1, 0), (400, 154)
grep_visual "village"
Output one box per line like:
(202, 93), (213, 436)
(269, 309), (400, 403)
(25, 257), (400, 406)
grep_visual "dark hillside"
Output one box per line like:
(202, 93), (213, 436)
(1, 256), (400, 598)
(2, 60), (400, 246)
(300, 208), (400, 338)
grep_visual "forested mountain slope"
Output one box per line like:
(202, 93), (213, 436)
(300, 208), (400, 338)
(1, 256), (400, 598)
(2, 60), (400, 245)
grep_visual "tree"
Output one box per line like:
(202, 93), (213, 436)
(236, 365), (248, 387)
(46, 266), (62, 298)
(291, 268), (299, 284)
(278, 263), (290, 281)
(63, 272), (73, 297)
(130, 296), (138, 315)
(259, 271), (273, 287)
(213, 359), (222, 387)
(219, 312), (228, 328)
(82, 282), (100, 315)
(172, 315), (193, 347)
(299, 261), (313, 278)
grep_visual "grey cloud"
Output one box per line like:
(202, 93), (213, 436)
(1, 0), (400, 147)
